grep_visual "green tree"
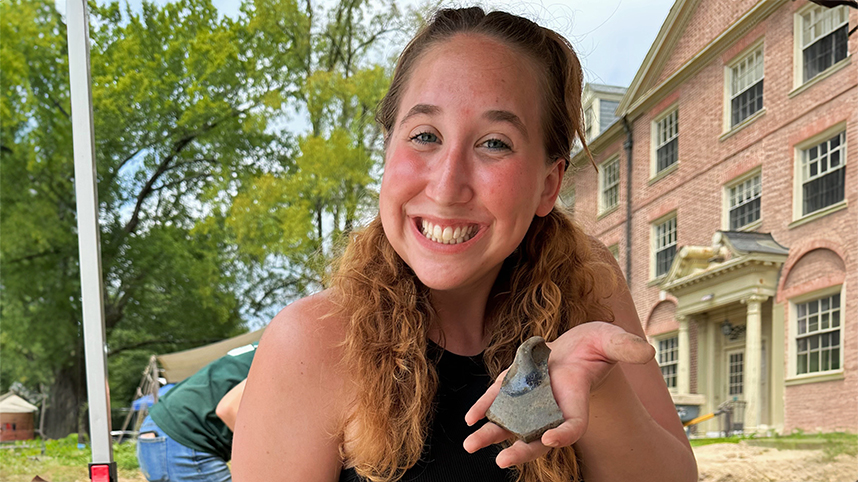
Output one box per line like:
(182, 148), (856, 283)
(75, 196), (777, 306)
(226, 0), (398, 287)
(1, 0), (404, 438)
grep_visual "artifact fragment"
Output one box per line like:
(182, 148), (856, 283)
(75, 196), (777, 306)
(486, 336), (565, 443)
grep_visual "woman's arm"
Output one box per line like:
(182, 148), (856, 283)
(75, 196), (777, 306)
(231, 292), (348, 481)
(571, 242), (696, 480)
(216, 379), (246, 431)
(465, 241), (697, 481)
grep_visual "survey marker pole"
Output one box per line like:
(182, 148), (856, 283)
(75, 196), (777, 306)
(66, 1), (117, 481)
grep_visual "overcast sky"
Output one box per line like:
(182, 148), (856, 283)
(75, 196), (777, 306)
(66, 0), (676, 88)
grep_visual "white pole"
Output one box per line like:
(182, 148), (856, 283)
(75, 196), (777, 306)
(66, 0), (115, 476)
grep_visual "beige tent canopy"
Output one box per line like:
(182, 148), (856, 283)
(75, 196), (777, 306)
(158, 328), (265, 383)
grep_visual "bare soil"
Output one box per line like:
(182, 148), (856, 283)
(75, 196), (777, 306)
(695, 442), (858, 482)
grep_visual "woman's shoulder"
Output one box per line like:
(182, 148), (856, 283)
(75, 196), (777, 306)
(258, 289), (348, 374)
(232, 290), (351, 479)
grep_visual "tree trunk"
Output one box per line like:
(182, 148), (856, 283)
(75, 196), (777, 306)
(43, 352), (86, 439)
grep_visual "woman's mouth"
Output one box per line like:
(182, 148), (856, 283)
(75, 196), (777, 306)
(419, 219), (479, 245)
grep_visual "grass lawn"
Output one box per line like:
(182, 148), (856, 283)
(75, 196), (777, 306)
(0, 434), (141, 482)
(690, 431), (858, 460)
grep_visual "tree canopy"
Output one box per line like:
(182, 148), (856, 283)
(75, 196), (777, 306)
(0, 0), (407, 437)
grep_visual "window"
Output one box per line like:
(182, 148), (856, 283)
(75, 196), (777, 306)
(800, 5), (849, 83)
(653, 216), (677, 278)
(585, 106), (596, 141)
(729, 47), (764, 127)
(599, 157), (620, 213)
(655, 109), (678, 173)
(801, 131), (846, 216)
(728, 173), (761, 230)
(608, 244), (620, 261)
(796, 293), (841, 375)
(727, 350), (744, 396)
(658, 336), (678, 389)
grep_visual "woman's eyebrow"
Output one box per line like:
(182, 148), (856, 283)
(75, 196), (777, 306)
(399, 103), (440, 129)
(483, 110), (528, 140)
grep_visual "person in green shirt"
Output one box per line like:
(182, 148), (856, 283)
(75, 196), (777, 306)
(136, 343), (256, 482)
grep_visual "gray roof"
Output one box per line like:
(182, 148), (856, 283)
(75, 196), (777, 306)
(587, 83), (628, 96)
(720, 231), (789, 256)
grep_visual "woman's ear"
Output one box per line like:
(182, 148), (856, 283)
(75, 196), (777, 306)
(536, 159), (566, 217)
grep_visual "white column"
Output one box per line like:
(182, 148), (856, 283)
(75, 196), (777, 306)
(743, 294), (767, 432)
(678, 315), (690, 395)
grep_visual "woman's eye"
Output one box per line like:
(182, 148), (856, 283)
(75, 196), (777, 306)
(410, 132), (438, 144)
(481, 138), (511, 150)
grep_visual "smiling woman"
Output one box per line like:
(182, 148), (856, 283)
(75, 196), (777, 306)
(231, 7), (697, 482)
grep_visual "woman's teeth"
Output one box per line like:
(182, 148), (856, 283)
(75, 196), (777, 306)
(420, 220), (478, 245)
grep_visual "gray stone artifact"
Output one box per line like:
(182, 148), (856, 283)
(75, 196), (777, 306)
(486, 336), (565, 443)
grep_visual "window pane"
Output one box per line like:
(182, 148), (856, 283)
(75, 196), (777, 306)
(810, 351), (819, 372)
(657, 137), (678, 172)
(797, 353), (808, 374)
(803, 168), (845, 215)
(832, 348), (840, 370)
(809, 313), (818, 332)
(803, 24), (849, 82)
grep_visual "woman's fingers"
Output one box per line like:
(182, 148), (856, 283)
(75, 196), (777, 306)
(463, 421), (509, 453)
(496, 439), (552, 468)
(464, 367), (508, 426)
(541, 365), (591, 447)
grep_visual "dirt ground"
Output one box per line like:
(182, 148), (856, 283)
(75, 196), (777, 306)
(18, 442), (857, 481)
(694, 442), (858, 482)
(116, 444), (857, 482)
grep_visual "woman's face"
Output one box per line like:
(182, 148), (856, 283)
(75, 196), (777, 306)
(379, 34), (564, 293)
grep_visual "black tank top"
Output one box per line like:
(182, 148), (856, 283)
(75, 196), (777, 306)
(338, 342), (513, 481)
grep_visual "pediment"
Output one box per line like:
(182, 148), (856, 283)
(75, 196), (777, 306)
(617, 0), (699, 115)
(661, 231), (789, 292)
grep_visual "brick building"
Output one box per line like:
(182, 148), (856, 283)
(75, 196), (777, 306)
(567, 0), (856, 435)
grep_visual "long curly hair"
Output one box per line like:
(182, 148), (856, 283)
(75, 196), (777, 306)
(331, 7), (614, 482)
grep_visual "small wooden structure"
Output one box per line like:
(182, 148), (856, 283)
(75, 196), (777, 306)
(0, 393), (38, 441)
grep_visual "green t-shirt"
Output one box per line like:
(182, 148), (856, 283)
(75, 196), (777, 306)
(149, 343), (256, 461)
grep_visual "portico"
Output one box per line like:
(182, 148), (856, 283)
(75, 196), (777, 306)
(661, 231), (789, 433)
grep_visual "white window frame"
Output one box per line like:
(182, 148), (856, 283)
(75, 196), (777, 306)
(585, 105), (597, 142)
(792, 122), (848, 223)
(650, 106), (679, 178)
(724, 41), (765, 131)
(656, 334), (679, 391)
(787, 285), (844, 383)
(793, 4), (850, 88)
(722, 167), (762, 231)
(598, 156), (620, 214)
(651, 212), (677, 280)
(725, 40), (766, 130)
(725, 348), (744, 398)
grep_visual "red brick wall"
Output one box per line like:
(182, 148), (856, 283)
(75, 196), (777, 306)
(655, 0), (760, 86)
(578, 1), (858, 433)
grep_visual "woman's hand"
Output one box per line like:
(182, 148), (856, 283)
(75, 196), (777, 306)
(463, 321), (656, 468)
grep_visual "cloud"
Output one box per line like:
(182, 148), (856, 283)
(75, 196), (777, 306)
(461, 0), (676, 87)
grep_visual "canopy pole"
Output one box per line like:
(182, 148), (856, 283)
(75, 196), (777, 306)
(66, 1), (116, 481)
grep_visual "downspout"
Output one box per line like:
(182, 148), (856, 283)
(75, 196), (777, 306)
(622, 116), (633, 287)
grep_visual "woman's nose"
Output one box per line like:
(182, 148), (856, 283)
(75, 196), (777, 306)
(424, 145), (474, 205)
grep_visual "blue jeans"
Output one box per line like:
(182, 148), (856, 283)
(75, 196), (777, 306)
(136, 415), (231, 482)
